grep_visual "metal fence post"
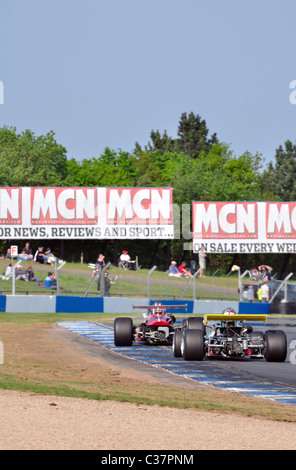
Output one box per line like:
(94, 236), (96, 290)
(12, 260), (22, 296)
(56, 261), (66, 295)
(147, 265), (157, 301)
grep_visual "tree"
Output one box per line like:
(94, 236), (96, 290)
(0, 127), (68, 186)
(137, 112), (218, 160)
(147, 130), (174, 153)
(65, 148), (139, 187)
(261, 140), (296, 201)
(169, 143), (262, 205)
(174, 112), (217, 158)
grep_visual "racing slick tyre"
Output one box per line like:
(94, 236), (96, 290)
(185, 317), (206, 335)
(172, 330), (183, 357)
(264, 330), (287, 362)
(114, 317), (133, 346)
(182, 329), (205, 361)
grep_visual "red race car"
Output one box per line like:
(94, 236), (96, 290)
(114, 302), (187, 346)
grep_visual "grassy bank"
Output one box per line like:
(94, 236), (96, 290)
(0, 259), (240, 300)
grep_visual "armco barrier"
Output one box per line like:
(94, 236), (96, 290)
(56, 296), (104, 313)
(1, 296), (272, 316)
(103, 297), (149, 314)
(1, 295), (239, 315)
(238, 301), (270, 315)
(5, 295), (56, 314)
(0, 295), (6, 312)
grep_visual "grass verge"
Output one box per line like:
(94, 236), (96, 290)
(0, 313), (296, 422)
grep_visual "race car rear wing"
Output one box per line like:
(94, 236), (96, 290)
(204, 314), (268, 323)
(133, 305), (188, 311)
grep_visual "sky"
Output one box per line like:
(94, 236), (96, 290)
(1, 0), (296, 167)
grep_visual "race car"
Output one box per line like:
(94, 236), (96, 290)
(113, 302), (187, 346)
(173, 307), (287, 362)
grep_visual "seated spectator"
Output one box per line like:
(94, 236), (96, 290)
(34, 246), (46, 264)
(14, 265), (28, 281)
(22, 242), (33, 257)
(178, 261), (194, 278)
(168, 261), (181, 277)
(17, 249), (33, 261)
(44, 272), (57, 289)
(5, 248), (17, 259)
(0, 264), (12, 280)
(119, 250), (136, 270)
(44, 248), (60, 265)
(25, 265), (40, 283)
(5, 264), (12, 279)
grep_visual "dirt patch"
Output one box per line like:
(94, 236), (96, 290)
(0, 322), (296, 450)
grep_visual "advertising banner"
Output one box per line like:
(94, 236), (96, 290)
(0, 187), (174, 239)
(192, 201), (296, 253)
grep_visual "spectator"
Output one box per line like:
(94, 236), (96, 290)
(34, 246), (46, 264)
(5, 248), (17, 259)
(5, 264), (12, 279)
(198, 247), (207, 278)
(257, 285), (262, 302)
(119, 250), (136, 270)
(0, 263), (12, 280)
(265, 267), (273, 281)
(168, 261), (181, 277)
(96, 253), (105, 269)
(25, 265), (40, 283)
(44, 248), (60, 265)
(17, 249), (33, 261)
(92, 253), (105, 278)
(22, 242), (33, 257)
(261, 281), (269, 303)
(250, 267), (261, 280)
(178, 261), (194, 278)
(14, 265), (28, 281)
(246, 285), (254, 302)
(98, 272), (111, 297)
(44, 272), (57, 289)
(258, 265), (273, 282)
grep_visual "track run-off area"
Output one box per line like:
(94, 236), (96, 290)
(57, 317), (296, 406)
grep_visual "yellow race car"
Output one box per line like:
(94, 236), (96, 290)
(173, 308), (287, 362)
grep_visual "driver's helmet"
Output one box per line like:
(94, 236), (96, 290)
(152, 302), (164, 315)
(222, 307), (237, 316)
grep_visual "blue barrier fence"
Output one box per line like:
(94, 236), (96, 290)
(0, 294), (272, 315)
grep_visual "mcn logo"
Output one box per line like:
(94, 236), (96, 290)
(193, 202), (258, 239)
(193, 202), (296, 239)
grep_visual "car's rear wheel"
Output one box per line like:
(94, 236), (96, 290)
(185, 317), (205, 335)
(264, 330), (287, 362)
(114, 317), (133, 346)
(182, 329), (205, 361)
(173, 330), (183, 357)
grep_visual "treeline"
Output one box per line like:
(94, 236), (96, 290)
(1, 113), (296, 274)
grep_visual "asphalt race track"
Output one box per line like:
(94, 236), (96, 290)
(58, 317), (296, 406)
